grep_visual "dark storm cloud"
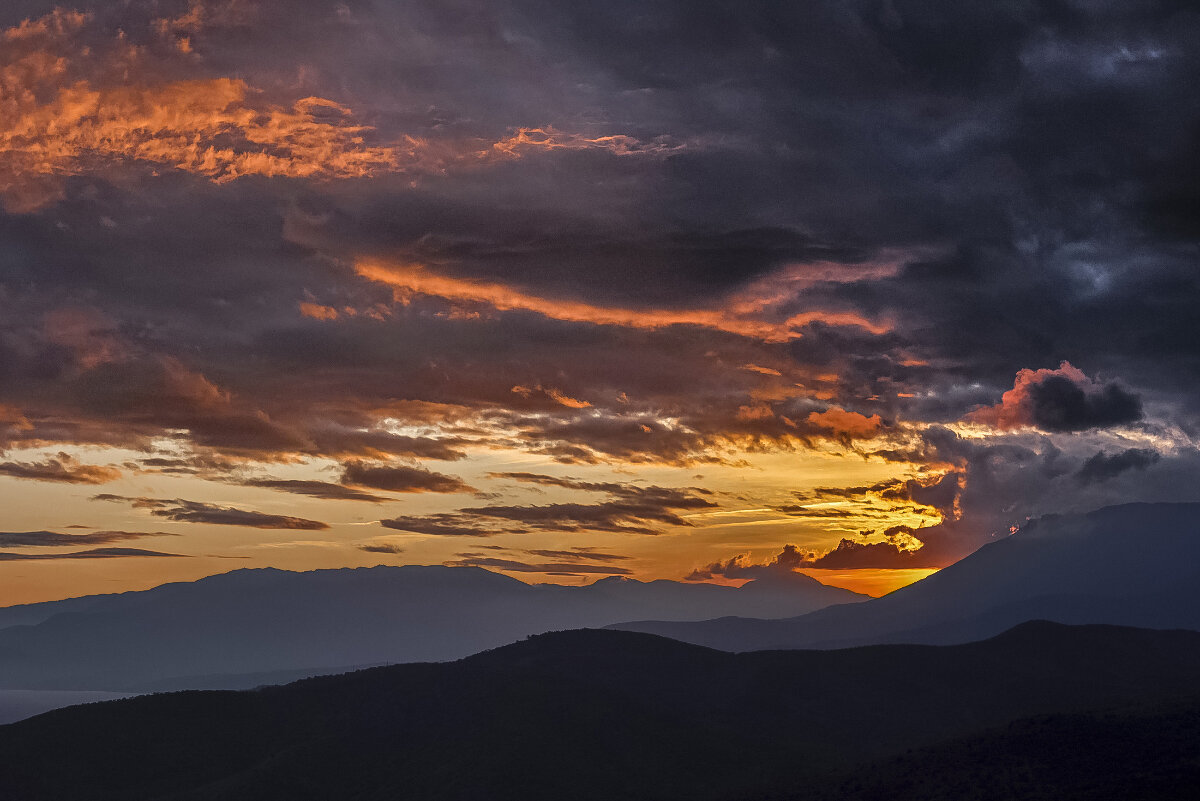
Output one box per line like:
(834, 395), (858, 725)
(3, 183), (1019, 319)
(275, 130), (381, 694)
(1026, 377), (1143, 433)
(93, 495), (329, 530)
(1076, 448), (1162, 485)
(967, 363), (1145, 433)
(0, 530), (177, 547)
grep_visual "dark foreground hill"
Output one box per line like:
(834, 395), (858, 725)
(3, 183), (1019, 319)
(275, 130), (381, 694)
(614, 502), (1200, 650)
(1, 622), (1199, 801)
(0, 564), (863, 691)
(801, 702), (1200, 801)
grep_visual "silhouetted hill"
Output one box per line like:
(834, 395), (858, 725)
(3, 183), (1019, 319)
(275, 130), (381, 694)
(802, 701), (1200, 801)
(0, 564), (863, 690)
(613, 502), (1200, 650)
(0, 689), (132, 726)
(1, 622), (1198, 800)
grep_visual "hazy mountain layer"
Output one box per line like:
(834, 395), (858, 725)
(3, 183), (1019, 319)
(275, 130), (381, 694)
(0, 565), (862, 690)
(612, 502), (1200, 650)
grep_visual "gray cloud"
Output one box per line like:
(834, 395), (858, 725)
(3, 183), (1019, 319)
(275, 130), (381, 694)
(443, 555), (633, 577)
(240, 479), (388, 503)
(93, 495), (329, 530)
(0, 454), (120, 484)
(381, 477), (716, 536)
(0, 547), (186, 561)
(1076, 448), (1162, 485)
(0, 530), (178, 547)
(358, 542), (405, 555)
(341, 461), (474, 494)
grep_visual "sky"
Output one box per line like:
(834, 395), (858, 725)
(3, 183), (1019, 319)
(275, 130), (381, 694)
(1, 0), (1198, 605)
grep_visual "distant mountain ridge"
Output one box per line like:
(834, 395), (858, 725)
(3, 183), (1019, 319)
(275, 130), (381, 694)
(0, 564), (863, 691)
(1, 622), (1199, 800)
(611, 502), (1200, 650)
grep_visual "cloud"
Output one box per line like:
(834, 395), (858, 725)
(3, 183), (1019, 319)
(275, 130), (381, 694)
(442, 555), (633, 576)
(1076, 448), (1162, 485)
(770, 506), (868, 519)
(687, 544), (817, 581)
(378, 514), (503, 538)
(341, 461), (474, 494)
(381, 477), (716, 536)
(968, 362), (1144, 432)
(358, 542), (405, 555)
(0, 530), (177, 547)
(0, 9), (401, 209)
(485, 126), (688, 160)
(356, 258), (889, 344)
(797, 536), (939, 570)
(522, 547), (631, 563)
(93, 495), (329, 530)
(0, 453), (120, 484)
(507, 412), (720, 466)
(805, 408), (884, 441)
(0, 547), (186, 561)
(689, 535), (944, 578)
(306, 429), (468, 461)
(240, 478), (387, 503)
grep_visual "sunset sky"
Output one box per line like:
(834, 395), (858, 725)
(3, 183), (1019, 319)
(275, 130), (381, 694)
(2, 0), (1198, 605)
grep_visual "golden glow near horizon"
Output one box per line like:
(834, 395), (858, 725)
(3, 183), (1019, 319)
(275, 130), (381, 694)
(0, 431), (945, 605)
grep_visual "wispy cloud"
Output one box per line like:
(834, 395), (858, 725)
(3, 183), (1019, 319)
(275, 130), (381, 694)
(93, 495), (329, 530)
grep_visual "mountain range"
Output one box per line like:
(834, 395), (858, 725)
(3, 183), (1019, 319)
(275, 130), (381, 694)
(0, 564), (863, 691)
(1, 622), (1197, 800)
(613, 502), (1200, 650)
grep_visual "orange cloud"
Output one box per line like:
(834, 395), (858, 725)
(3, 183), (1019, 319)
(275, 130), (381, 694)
(299, 302), (341, 321)
(1, 8), (89, 42)
(511, 385), (592, 409)
(355, 259), (889, 342)
(0, 9), (410, 209)
(1, 77), (400, 183)
(153, 0), (258, 37)
(742, 364), (783, 376)
(43, 307), (127, 369)
(806, 408), (884, 439)
(485, 126), (688, 159)
(0, 10), (698, 212)
(544, 388), (591, 409)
